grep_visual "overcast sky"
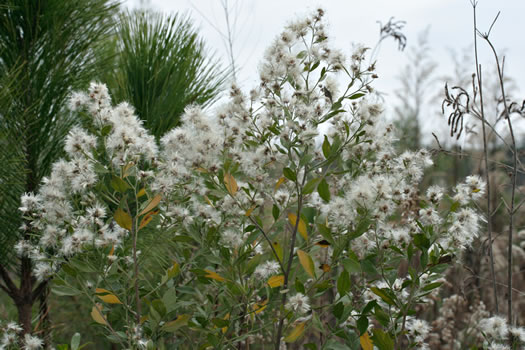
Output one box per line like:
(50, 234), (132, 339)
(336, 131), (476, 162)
(127, 0), (525, 143)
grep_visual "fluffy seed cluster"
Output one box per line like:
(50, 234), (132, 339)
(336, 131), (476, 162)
(17, 82), (158, 281)
(285, 293), (311, 315)
(0, 322), (43, 350)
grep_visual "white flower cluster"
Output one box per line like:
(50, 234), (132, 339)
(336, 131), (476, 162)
(406, 318), (431, 349)
(477, 315), (525, 349)
(285, 293), (310, 315)
(0, 322), (43, 350)
(254, 260), (280, 279)
(18, 82), (159, 281)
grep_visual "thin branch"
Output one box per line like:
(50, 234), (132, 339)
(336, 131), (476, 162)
(0, 281), (15, 299)
(481, 28), (516, 328)
(247, 216), (286, 273)
(472, 2), (498, 313)
(221, 0), (237, 82)
(487, 11), (500, 37)
(274, 168), (307, 350)
(32, 280), (49, 301)
(0, 263), (19, 299)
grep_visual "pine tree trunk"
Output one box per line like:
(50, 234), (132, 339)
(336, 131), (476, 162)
(17, 256), (34, 334)
(16, 298), (33, 334)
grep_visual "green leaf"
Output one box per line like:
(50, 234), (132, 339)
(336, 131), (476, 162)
(374, 306), (390, 327)
(413, 234), (430, 250)
(68, 259), (96, 273)
(357, 316), (369, 335)
(362, 300), (377, 314)
(317, 223), (334, 244)
(369, 287), (396, 306)
(272, 204), (280, 221)
(283, 167), (296, 181)
(337, 270), (351, 296)
(110, 175), (130, 193)
(100, 124), (112, 137)
(361, 258), (378, 276)
(303, 178), (321, 195)
(407, 243), (414, 261)
(211, 318), (230, 328)
(245, 254), (262, 275)
(422, 281), (443, 292)
(350, 92), (365, 99)
(317, 178), (330, 202)
(322, 136), (331, 158)
(52, 285), (81, 297)
(309, 60), (320, 72)
(420, 250), (429, 268)
(71, 333), (80, 350)
(350, 217), (371, 239)
(343, 258), (361, 274)
(297, 50), (307, 59)
(162, 289), (178, 313)
(333, 302), (344, 320)
(371, 329), (394, 350)
(61, 264), (78, 277)
(295, 278), (306, 294)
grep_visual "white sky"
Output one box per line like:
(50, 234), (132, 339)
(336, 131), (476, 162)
(126, 0), (525, 143)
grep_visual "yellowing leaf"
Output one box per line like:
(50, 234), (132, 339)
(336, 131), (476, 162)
(224, 173), (238, 196)
(274, 177), (286, 192)
(108, 245), (115, 257)
(90, 304), (108, 325)
(284, 322), (306, 343)
(222, 313), (230, 333)
(137, 188), (146, 197)
(252, 299), (268, 314)
(95, 288), (112, 295)
(97, 293), (122, 304)
(122, 162), (133, 178)
(267, 275), (284, 288)
(139, 194), (162, 216)
(245, 205), (256, 217)
(315, 240), (331, 248)
(140, 315), (149, 324)
(320, 263), (331, 273)
(139, 209), (158, 229)
(114, 208), (132, 231)
(161, 314), (191, 332)
(195, 167), (208, 173)
(297, 250), (316, 278)
(167, 261), (180, 279)
(288, 213), (308, 240)
(360, 332), (373, 350)
(204, 195), (214, 207)
(272, 241), (283, 262)
(204, 269), (226, 282)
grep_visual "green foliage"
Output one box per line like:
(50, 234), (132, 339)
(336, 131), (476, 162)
(0, 0), (118, 261)
(104, 10), (227, 138)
